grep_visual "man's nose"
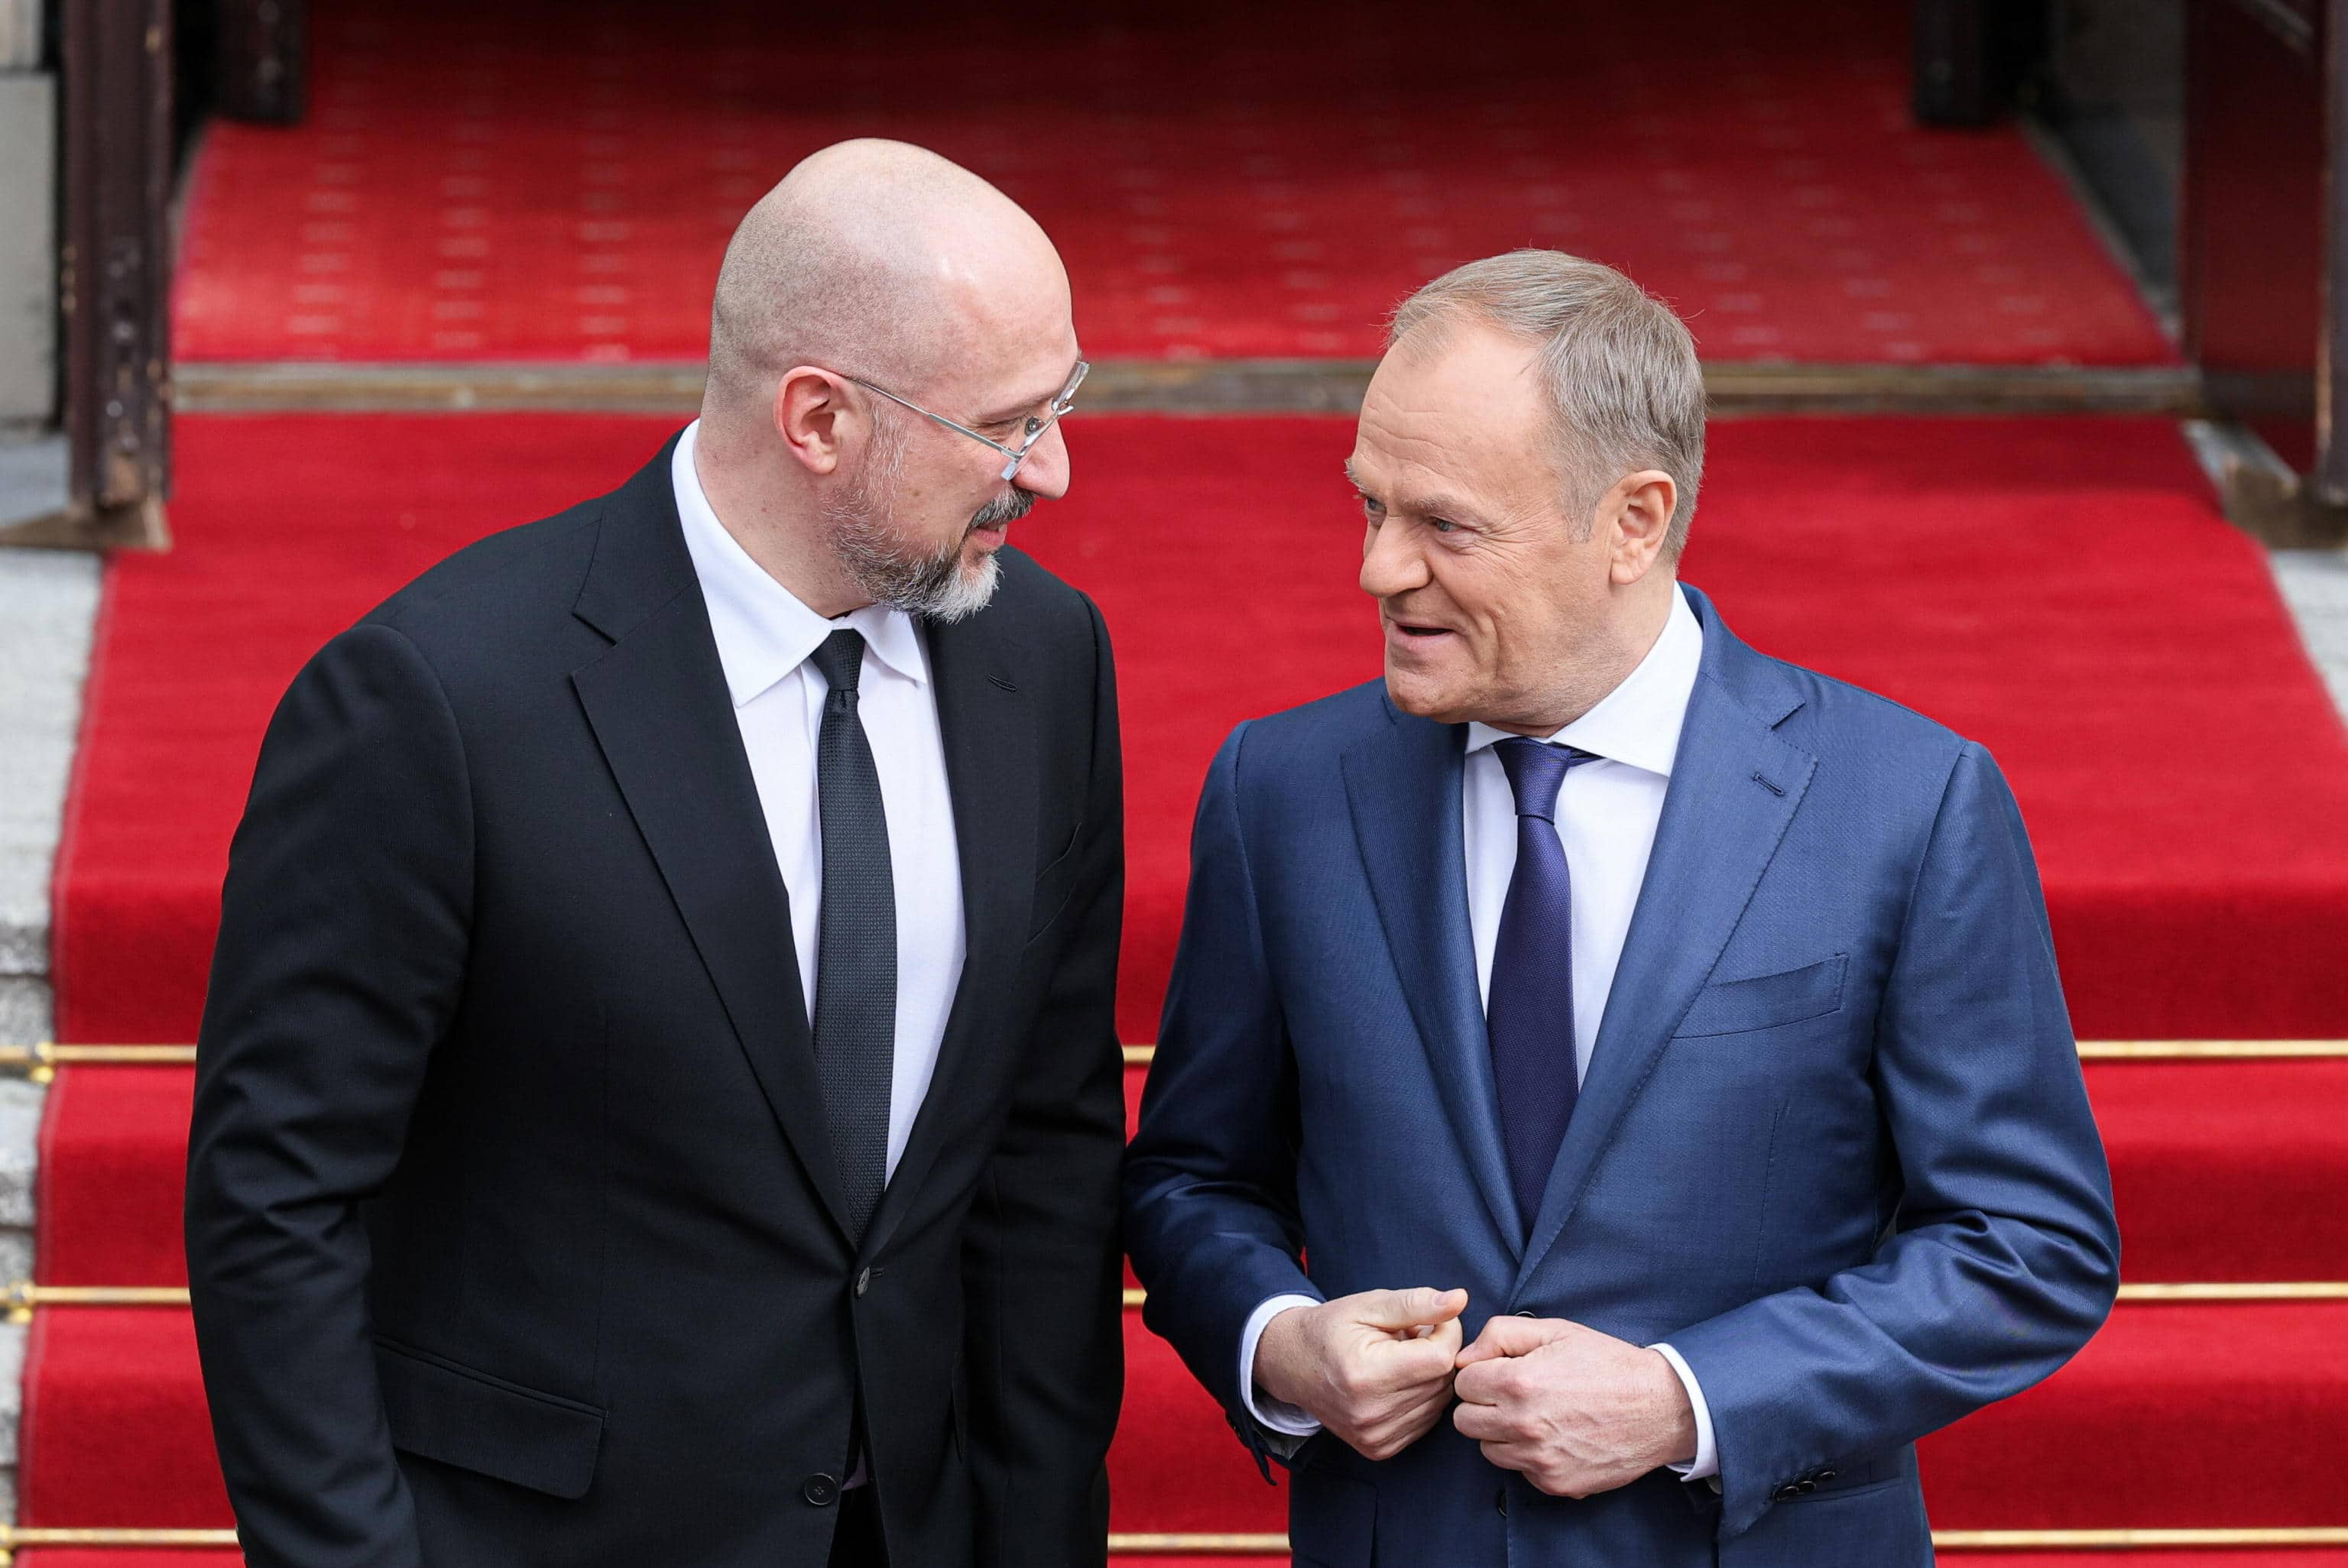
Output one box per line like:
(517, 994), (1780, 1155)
(1360, 518), (1429, 599)
(1013, 422), (1071, 501)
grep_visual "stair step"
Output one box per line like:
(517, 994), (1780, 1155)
(16, 1310), (229, 1528)
(33, 1058), (2348, 1289)
(36, 1068), (190, 1288)
(11, 1552), (2348, 1567)
(1120, 1060), (2348, 1286)
(1113, 1303), (2348, 1534)
(13, 1304), (2348, 1537)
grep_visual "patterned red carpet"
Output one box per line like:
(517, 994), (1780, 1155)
(53, 415), (2348, 1048)
(172, 0), (2175, 365)
(23, 410), (2348, 1549)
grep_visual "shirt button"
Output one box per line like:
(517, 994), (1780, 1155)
(803, 1473), (839, 1507)
(855, 1268), (871, 1297)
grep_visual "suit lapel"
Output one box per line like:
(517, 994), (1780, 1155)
(1516, 599), (1816, 1289)
(862, 609), (1037, 1257)
(569, 441), (856, 1242)
(1342, 702), (1523, 1254)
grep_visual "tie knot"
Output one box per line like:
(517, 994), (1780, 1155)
(1493, 737), (1600, 823)
(811, 628), (866, 696)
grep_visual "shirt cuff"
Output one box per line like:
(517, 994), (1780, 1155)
(1649, 1342), (1719, 1484)
(1240, 1294), (1325, 1439)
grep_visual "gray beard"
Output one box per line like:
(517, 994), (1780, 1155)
(822, 423), (1026, 624)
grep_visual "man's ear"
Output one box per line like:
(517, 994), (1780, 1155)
(1604, 470), (1676, 585)
(773, 366), (852, 476)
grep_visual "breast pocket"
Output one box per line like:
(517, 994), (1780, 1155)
(1677, 954), (1848, 1038)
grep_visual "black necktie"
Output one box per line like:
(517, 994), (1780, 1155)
(1487, 737), (1604, 1236)
(809, 629), (895, 1241)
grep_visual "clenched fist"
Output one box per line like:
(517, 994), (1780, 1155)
(1451, 1314), (1697, 1498)
(1253, 1287), (1468, 1461)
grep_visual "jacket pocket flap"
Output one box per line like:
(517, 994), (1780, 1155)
(375, 1338), (605, 1499)
(1678, 954), (1848, 1038)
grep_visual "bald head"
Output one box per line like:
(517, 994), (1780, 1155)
(705, 139), (1069, 417)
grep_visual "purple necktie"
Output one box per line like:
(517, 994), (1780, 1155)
(1489, 737), (1603, 1236)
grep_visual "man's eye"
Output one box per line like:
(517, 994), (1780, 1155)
(1360, 495), (1384, 517)
(1023, 416), (1045, 438)
(1430, 517), (1458, 534)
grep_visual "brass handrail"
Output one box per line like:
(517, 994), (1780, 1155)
(1931, 1528), (2348, 1547)
(0, 1042), (197, 1083)
(5, 1039), (2345, 1081)
(1120, 1284), (2348, 1313)
(1103, 1531), (2348, 1553)
(2, 1525), (2346, 1561)
(2075, 1040), (2348, 1059)
(1124, 1041), (2348, 1067)
(2, 1281), (193, 1324)
(2114, 1281), (2348, 1301)
(0, 1527), (240, 1564)
(8, 1281), (2343, 1321)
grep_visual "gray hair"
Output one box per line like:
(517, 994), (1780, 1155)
(1388, 250), (1705, 558)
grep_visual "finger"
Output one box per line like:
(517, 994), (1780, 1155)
(1458, 1313), (1574, 1366)
(1368, 1331), (1468, 1389)
(1351, 1286), (1470, 1333)
(1357, 1374), (1447, 1429)
(1451, 1400), (1515, 1443)
(1424, 1314), (1466, 1357)
(1451, 1356), (1508, 1406)
(1362, 1385), (1458, 1456)
(1478, 1438), (1536, 1476)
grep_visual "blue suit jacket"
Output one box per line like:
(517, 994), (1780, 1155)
(1124, 586), (2119, 1567)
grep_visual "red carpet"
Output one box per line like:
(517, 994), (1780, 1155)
(30, 412), (2348, 1547)
(39, 1058), (2348, 1289)
(17, 1302), (2348, 1534)
(1112, 1304), (2348, 1536)
(34, 1067), (190, 1288)
(19, 1557), (2348, 1568)
(26, 1560), (2348, 1568)
(171, 0), (2174, 367)
(53, 415), (2348, 1047)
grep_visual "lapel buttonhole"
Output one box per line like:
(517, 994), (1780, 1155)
(1750, 770), (1786, 797)
(987, 672), (1018, 692)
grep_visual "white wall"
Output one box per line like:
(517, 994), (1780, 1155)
(0, 0), (54, 423)
(0, 0), (42, 71)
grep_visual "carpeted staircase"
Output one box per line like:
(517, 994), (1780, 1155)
(11, 0), (2348, 1561)
(15, 413), (2348, 1564)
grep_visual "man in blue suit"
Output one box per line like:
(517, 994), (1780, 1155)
(1123, 251), (2119, 1566)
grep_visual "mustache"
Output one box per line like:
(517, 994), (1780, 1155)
(967, 488), (1036, 533)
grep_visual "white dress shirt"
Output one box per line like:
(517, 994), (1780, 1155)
(1240, 584), (1720, 1484)
(671, 420), (965, 1186)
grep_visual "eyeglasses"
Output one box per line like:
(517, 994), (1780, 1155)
(848, 360), (1088, 481)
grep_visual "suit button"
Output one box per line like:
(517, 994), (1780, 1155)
(803, 1473), (839, 1507)
(1772, 1483), (1803, 1503)
(855, 1268), (871, 1297)
(1495, 1485), (1508, 1518)
(1815, 1469), (1837, 1484)
(1796, 1479), (1818, 1495)
(1513, 1310), (1536, 1318)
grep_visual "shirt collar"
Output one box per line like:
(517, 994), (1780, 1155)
(1464, 583), (1704, 778)
(672, 420), (930, 708)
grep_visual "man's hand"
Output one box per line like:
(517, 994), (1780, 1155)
(1253, 1287), (1468, 1461)
(1451, 1315), (1697, 1498)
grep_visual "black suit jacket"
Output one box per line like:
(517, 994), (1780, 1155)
(186, 437), (1127, 1568)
